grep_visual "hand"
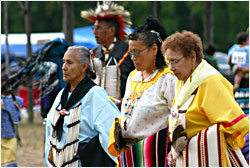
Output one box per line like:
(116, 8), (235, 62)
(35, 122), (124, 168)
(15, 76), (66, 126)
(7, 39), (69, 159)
(114, 118), (138, 154)
(114, 118), (126, 154)
(172, 124), (187, 155)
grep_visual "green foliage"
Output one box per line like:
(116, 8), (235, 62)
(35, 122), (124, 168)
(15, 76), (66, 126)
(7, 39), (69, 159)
(1, 1), (249, 53)
(1, 2), (25, 33)
(74, 1), (97, 28)
(32, 2), (62, 32)
(213, 1), (249, 52)
(119, 1), (153, 28)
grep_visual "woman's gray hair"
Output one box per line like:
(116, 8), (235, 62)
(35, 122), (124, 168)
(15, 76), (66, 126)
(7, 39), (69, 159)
(67, 45), (90, 64)
(67, 45), (96, 79)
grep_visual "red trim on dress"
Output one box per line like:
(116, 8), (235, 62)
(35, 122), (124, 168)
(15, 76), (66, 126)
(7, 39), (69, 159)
(222, 114), (247, 128)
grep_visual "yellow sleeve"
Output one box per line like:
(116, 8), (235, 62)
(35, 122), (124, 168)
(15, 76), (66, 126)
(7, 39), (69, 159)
(108, 116), (126, 157)
(199, 75), (249, 148)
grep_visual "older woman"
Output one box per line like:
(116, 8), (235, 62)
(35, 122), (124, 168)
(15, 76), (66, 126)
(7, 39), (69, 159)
(44, 46), (120, 167)
(162, 31), (249, 167)
(108, 16), (176, 167)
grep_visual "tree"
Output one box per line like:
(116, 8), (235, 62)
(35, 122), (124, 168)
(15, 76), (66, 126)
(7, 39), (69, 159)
(62, 2), (74, 44)
(1, 1), (249, 52)
(152, 1), (161, 21)
(17, 1), (34, 123)
(4, 1), (10, 75)
(204, 2), (214, 49)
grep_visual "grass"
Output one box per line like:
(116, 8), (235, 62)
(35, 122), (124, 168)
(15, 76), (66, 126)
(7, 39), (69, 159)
(16, 120), (47, 167)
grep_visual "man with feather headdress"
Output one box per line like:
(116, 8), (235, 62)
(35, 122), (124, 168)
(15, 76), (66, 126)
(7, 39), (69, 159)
(81, 1), (135, 108)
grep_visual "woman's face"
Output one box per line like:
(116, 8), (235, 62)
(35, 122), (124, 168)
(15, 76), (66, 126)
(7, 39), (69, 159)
(129, 40), (157, 72)
(165, 48), (193, 82)
(62, 49), (86, 86)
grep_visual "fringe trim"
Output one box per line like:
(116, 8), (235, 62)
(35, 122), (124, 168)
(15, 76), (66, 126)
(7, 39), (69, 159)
(48, 104), (81, 167)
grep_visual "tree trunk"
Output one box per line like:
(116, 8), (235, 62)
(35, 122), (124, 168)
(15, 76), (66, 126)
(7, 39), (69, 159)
(4, 1), (9, 75)
(25, 2), (34, 123)
(18, 1), (34, 123)
(204, 2), (214, 49)
(63, 2), (74, 44)
(152, 1), (161, 21)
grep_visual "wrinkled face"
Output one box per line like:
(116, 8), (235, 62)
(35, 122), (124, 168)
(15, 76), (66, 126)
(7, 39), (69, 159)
(129, 40), (157, 72)
(92, 20), (114, 45)
(62, 49), (85, 85)
(165, 48), (193, 82)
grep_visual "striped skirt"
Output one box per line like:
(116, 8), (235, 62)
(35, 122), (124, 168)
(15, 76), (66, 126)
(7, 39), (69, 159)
(118, 128), (168, 167)
(184, 124), (248, 167)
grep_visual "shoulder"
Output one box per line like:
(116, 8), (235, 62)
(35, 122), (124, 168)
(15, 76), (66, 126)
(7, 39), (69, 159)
(228, 44), (238, 55)
(243, 45), (249, 52)
(200, 74), (233, 92)
(163, 72), (177, 81)
(158, 66), (175, 79)
(15, 96), (23, 101)
(116, 39), (128, 47)
(156, 71), (176, 88)
(129, 69), (137, 79)
(91, 46), (102, 58)
(53, 88), (64, 103)
(15, 96), (24, 106)
(91, 45), (101, 52)
(57, 88), (64, 96)
(87, 85), (109, 99)
(113, 39), (129, 54)
(89, 85), (106, 93)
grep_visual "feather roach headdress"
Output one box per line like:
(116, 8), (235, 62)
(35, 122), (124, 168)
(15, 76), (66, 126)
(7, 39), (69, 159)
(81, 1), (132, 41)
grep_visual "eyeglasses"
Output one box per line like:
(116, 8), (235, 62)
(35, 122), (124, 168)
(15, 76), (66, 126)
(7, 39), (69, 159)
(166, 56), (184, 67)
(91, 26), (110, 32)
(128, 47), (148, 56)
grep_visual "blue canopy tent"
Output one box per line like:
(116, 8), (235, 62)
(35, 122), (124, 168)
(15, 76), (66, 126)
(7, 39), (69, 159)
(73, 26), (98, 49)
(1, 25), (133, 61)
(1, 26), (99, 61)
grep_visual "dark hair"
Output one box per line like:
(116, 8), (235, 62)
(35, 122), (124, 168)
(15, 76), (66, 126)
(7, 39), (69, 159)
(237, 32), (249, 44)
(128, 16), (168, 70)
(1, 73), (10, 95)
(102, 18), (119, 38)
(162, 31), (204, 62)
(205, 44), (216, 56)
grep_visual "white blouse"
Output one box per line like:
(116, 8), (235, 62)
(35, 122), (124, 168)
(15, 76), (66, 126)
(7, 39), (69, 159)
(121, 69), (176, 140)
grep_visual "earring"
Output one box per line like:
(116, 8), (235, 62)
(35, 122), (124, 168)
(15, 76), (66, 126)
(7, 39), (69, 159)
(153, 57), (156, 72)
(190, 64), (194, 82)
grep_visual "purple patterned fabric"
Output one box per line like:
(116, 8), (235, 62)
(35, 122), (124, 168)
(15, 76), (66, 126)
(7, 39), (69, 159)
(241, 133), (249, 162)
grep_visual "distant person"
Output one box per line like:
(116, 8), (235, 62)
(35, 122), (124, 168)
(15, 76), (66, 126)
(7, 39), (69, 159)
(204, 44), (219, 70)
(228, 32), (249, 90)
(1, 74), (23, 167)
(81, 1), (135, 109)
(44, 46), (120, 166)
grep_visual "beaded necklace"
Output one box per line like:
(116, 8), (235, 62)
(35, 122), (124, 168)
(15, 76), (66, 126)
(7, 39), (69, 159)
(124, 71), (155, 131)
(102, 37), (117, 63)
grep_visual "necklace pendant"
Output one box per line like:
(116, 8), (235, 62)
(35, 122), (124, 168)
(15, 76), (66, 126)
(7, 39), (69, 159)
(60, 109), (69, 115)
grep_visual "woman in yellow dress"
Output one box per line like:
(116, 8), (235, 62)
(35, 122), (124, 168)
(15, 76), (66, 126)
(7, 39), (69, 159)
(161, 30), (249, 167)
(108, 16), (176, 167)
